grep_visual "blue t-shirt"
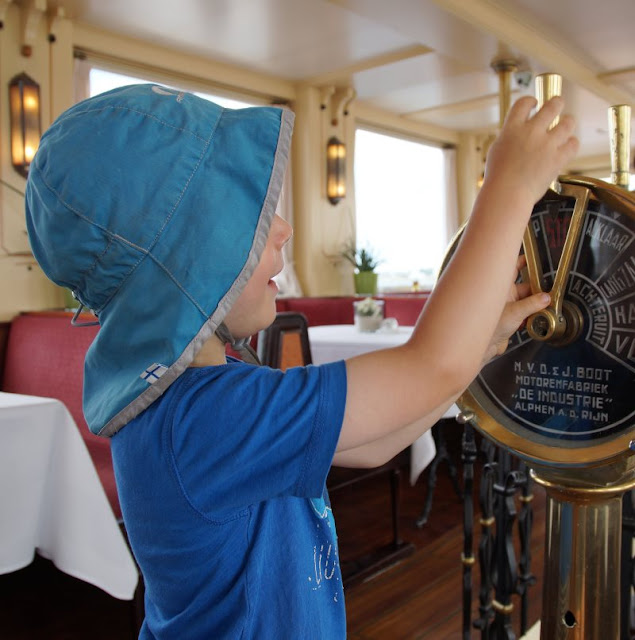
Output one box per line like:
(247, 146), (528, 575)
(111, 358), (347, 639)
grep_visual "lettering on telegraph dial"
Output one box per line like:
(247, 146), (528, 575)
(471, 196), (634, 446)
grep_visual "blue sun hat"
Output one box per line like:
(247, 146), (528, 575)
(25, 84), (294, 437)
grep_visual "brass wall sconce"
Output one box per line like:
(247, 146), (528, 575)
(326, 136), (346, 204)
(9, 72), (41, 178)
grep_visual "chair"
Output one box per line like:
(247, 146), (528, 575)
(258, 311), (414, 586)
(257, 311), (313, 369)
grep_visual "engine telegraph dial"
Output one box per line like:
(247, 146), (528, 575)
(458, 176), (635, 468)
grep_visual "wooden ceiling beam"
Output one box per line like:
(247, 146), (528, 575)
(303, 44), (433, 87)
(403, 90), (522, 119)
(429, 0), (633, 104)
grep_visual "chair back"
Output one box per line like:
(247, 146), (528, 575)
(258, 312), (312, 370)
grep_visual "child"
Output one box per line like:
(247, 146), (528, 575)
(25, 84), (578, 639)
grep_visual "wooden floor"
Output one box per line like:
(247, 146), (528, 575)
(0, 433), (546, 639)
(333, 458), (545, 639)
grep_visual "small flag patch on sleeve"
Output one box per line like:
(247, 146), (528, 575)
(140, 364), (168, 383)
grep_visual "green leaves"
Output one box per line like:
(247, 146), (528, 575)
(341, 242), (381, 272)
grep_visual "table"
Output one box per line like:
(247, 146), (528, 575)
(308, 324), (459, 485)
(309, 324), (416, 362)
(0, 392), (138, 600)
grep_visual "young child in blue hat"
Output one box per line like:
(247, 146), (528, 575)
(25, 84), (577, 639)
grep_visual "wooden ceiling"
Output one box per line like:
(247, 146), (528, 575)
(47, 0), (635, 163)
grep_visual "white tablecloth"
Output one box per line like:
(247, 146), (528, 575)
(309, 324), (416, 362)
(308, 324), (459, 485)
(0, 392), (138, 600)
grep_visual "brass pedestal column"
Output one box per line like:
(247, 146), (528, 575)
(532, 473), (635, 640)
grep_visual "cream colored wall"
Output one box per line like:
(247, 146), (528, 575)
(456, 132), (490, 226)
(292, 85), (361, 296)
(0, 3), (71, 321)
(0, 3), (467, 317)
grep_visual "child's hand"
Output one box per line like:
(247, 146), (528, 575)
(483, 96), (579, 207)
(482, 257), (551, 364)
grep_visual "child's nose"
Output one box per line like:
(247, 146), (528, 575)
(275, 215), (293, 246)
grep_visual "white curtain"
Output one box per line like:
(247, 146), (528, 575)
(443, 146), (460, 244)
(73, 57), (91, 104)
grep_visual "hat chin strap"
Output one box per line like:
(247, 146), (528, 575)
(215, 322), (261, 365)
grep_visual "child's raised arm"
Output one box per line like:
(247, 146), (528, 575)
(336, 96), (579, 461)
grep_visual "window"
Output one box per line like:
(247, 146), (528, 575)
(354, 128), (452, 291)
(88, 68), (255, 109)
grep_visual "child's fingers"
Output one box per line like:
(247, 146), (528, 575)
(511, 292), (551, 325)
(550, 114), (577, 147)
(513, 255), (527, 282)
(514, 282), (532, 299)
(559, 134), (580, 159)
(505, 96), (538, 125)
(531, 96), (565, 130)
(552, 113), (576, 136)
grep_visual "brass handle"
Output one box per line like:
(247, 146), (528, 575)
(549, 185), (588, 314)
(522, 225), (544, 296)
(534, 73), (562, 130)
(525, 96), (633, 344)
(525, 183), (589, 343)
(608, 104), (631, 190)
(523, 74), (562, 298)
(525, 74), (589, 344)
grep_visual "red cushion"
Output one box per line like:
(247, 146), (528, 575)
(280, 296), (356, 326)
(2, 314), (121, 520)
(382, 295), (430, 326)
(276, 295), (430, 328)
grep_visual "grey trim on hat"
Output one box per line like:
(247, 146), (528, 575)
(98, 107), (295, 437)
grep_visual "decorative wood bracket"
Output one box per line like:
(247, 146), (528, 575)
(0, 0), (13, 25)
(47, 4), (65, 43)
(320, 86), (356, 127)
(19, 0), (47, 56)
(330, 87), (356, 126)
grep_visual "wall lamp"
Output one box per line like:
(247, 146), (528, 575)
(326, 136), (346, 205)
(9, 73), (41, 178)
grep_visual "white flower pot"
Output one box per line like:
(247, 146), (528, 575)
(355, 315), (382, 332)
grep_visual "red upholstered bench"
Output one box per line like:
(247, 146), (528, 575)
(382, 294), (431, 326)
(276, 294), (430, 328)
(0, 312), (121, 520)
(276, 296), (356, 325)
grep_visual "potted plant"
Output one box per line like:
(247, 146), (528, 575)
(341, 241), (381, 295)
(353, 296), (384, 332)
